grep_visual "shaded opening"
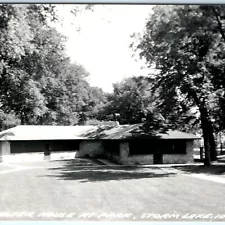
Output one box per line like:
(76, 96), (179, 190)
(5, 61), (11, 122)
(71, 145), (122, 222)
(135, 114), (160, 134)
(153, 153), (163, 164)
(129, 139), (187, 155)
(103, 140), (120, 156)
(10, 140), (81, 154)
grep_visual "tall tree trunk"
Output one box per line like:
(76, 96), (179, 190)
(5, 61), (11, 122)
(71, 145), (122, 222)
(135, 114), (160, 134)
(208, 121), (217, 161)
(191, 91), (216, 165)
(199, 106), (217, 165)
(202, 130), (211, 166)
(211, 6), (225, 43)
(20, 112), (25, 125)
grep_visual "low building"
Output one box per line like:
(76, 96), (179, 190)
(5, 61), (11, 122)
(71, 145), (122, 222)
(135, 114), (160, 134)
(0, 124), (198, 165)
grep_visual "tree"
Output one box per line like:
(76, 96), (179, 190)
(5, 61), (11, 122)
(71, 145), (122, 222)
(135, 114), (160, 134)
(97, 76), (165, 127)
(0, 5), (63, 126)
(0, 4), (100, 130)
(0, 110), (20, 130)
(0, 5), (37, 128)
(132, 5), (225, 165)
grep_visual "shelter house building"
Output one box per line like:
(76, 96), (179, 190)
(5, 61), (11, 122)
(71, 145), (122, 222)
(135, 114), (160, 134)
(0, 123), (198, 165)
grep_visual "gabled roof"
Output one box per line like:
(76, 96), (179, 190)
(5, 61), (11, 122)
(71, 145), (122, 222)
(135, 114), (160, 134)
(156, 130), (199, 139)
(0, 124), (199, 141)
(0, 125), (95, 141)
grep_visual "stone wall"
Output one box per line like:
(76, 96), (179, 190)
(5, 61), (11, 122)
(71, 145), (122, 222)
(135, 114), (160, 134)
(76, 141), (104, 158)
(118, 142), (154, 165)
(186, 140), (195, 163)
(119, 142), (129, 161)
(0, 141), (11, 155)
(115, 140), (194, 165)
(162, 140), (194, 164)
(103, 142), (129, 165)
(126, 155), (154, 165)
(163, 154), (187, 164)
(104, 152), (122, 164)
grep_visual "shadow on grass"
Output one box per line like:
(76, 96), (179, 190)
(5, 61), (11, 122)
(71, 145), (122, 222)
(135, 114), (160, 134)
(50, 158), (103, 166)
(42, 159), (176, 183)
(174, 165), (225, 175)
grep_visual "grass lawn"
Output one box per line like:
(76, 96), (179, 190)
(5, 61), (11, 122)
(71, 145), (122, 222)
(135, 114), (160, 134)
(0, 159), (225, 221)
(174, 164), (225, 175)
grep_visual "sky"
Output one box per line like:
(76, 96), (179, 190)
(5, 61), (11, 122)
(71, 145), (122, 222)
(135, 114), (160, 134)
(54, 5), (153, 93)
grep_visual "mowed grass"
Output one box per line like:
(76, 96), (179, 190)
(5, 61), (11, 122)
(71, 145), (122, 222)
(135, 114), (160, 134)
(0, 159), (225, 221)
(175, 164), (225, 175)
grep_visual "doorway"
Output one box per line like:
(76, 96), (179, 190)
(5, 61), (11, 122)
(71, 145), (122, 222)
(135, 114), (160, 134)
(153, 153), (163, 164)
